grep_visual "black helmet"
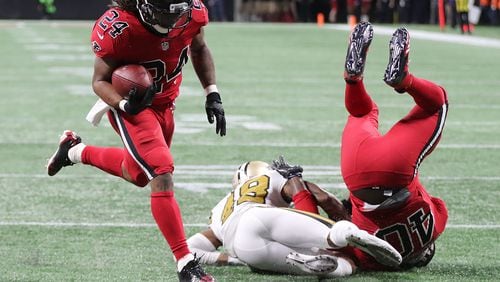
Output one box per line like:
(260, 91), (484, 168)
(136, 0), (193, 36)
(401, 242), (436, 269)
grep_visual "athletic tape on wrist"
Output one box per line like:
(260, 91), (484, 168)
(204, 84), (218, 96)
(118, 100), (127, 112)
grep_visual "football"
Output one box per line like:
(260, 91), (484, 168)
(111, 64), (153, 98)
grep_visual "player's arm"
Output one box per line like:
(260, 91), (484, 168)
(190, 27), (226, 136)
(279, 177), (318, 213)
(304, 181), (351, 221)
(271, 156), (319, 213)
(92, 56), (123, 109)
(92, 56), (155, 115)
(190, 27), (216, 89)
(187, 229), (244, 266)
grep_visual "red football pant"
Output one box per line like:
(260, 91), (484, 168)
(341, 75), (448, 189)
(82, 105), (190, 260)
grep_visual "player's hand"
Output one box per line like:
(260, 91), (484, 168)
(205, 92), (226, 136)
(123, 84), (156, 115)
(271, 155), (303, 179)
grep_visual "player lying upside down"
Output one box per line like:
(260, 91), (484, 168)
(340, 22), (449, 270)
(186, 158), (402, 278)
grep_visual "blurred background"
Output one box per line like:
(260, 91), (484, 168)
(1, 0), (498, 28)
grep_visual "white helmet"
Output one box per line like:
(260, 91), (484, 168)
(231, 161), (269, 189)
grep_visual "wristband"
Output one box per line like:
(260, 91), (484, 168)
(204, 84), (218, 96)
(118, 100), (127, 112)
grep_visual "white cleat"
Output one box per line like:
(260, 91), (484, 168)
(286, 252), (338, 276)
(347, 230), (402, 267)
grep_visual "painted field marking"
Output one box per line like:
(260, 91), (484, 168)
(328, 24), (500, 49)
(0, 221), (498, 229)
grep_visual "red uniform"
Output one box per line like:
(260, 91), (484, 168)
(340, 75), (449, 270)
(47, 2), (218, 275)
(87, 2), (208, 186)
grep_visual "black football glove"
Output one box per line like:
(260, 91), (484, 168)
(123, 84), (156, 115)
(205, 92), (226, 136)
(271, 155), (303, 179)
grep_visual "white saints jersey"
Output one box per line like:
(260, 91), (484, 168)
(209, 169), (290, 256)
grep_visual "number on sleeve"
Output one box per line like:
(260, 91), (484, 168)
(220, 175), (271, 223)
(97, 10), (129, 38)
(237, 175), (270, 205)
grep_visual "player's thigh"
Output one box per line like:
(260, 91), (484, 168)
(232, 210), (303, 275)
(110, 109), (174, 177)
(341, 108), (380, 167)
(237, 207), (332, 250)
(384, 104), (447, 165)
(159, 107), (175, 147)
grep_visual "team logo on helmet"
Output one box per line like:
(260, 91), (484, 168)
(136, 0), (193, 37)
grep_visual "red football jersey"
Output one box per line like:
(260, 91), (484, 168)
(90, 0), (208, 107)
(345, 177), (448, 270)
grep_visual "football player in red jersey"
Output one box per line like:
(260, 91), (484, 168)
(47, 1), (224, 281)
(341, 22), (449, 270)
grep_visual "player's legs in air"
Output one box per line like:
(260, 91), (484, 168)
(382, 27), (448, 170)
(339, 23), (449, 270)
(47, 105), (209, 280)
(232, 207), (401, 277)
(47, 106), (174, 186)
(341, 21), (382, 178)
(341, 23), (448, 186)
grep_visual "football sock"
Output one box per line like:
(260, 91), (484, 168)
(345, 81), (373, 117)
(176, 253), (195, 272)
(328, 220), (359, 248)
(292, 190), (319, 214)
(68, 143), (86, 163)
(81, 146), (124, 177)
(405, 74), (446, 113)
(151, 191), (191, 262)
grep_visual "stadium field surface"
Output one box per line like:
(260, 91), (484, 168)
(0, 21), (499, 281)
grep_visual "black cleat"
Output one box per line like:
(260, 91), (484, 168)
(178, 258), (215, 282)
(344, 21), (374, 83)
(47, 130), (81, 176)
(384, 27), (410, 90)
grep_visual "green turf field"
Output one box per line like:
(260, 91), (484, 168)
(0, 21), (499, 281)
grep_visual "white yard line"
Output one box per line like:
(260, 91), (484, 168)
(2, 174), (499, 181)
(3, 140), (500, 149)
(0, 221), (497, 229)
(328, 24), (500, 49)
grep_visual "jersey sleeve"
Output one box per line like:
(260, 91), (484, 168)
(90, 9), (132, 61)
(265, 170), (290, 207)
(191, 0), (209, 26)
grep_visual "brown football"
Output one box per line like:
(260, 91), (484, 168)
(111, 64), (153, 98)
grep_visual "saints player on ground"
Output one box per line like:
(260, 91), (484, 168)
(186, 158), (402, 278)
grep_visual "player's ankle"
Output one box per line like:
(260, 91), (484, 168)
(176, 253), (195, 272)
(392, 73), (413, 93)
(68, 143), (86, 163)
(328, 220), (359, 248)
